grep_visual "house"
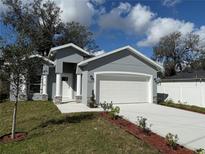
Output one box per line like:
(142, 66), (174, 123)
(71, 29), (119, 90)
(157, 69), (205, 107)
(10, 43), (163, 105)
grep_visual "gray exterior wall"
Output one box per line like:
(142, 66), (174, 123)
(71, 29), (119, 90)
(55, 47), (86, 73)
(9, 46), (89, 102)
(80, 49), (158, 104)
(48, 67), (56, 100)
(47, 46), (89, 100)
(10, 46), (159, 104)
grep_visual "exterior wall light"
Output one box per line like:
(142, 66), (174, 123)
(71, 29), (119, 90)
(90, 75), (94, 81)
(154, 77), (161, 84)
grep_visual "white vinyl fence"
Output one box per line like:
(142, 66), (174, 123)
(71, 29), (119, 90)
(157, 81), (205, 107)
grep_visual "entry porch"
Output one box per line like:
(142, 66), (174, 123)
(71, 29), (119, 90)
(53, 62), (82, 104)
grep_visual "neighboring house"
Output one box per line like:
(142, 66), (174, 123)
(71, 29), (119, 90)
(157, 69), (205, 107)
(10, 43), (163, 105)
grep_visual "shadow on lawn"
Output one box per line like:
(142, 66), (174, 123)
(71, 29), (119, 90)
(27, 113), (97, 139)
(39, 113), (96, 128)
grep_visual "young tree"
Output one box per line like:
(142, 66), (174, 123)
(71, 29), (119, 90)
(0, 37), (36, 139)
(1, 0), (98, 55)
(153, 32), (200, 76)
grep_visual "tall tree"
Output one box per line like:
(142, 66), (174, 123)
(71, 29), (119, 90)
(0, 36), (40, 139)
(0, 36), (3, 58)
(1, 0), (61, 56)
(55, 22), (99, 53)
(153, 32), (200, 76)
(1, 0), (98, 56)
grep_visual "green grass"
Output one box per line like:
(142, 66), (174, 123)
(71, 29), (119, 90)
(0, 101), (160, 154)
(159, 100), (205, 114)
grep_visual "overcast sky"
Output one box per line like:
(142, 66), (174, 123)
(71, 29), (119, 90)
(0, 0), (205, 57)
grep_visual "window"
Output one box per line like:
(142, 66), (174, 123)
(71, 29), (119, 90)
(62, 77), (68, 81)
(30, 75), (41, 93)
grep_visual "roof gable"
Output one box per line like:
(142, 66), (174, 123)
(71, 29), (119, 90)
(48, 43), (90, 57)
(29, 54), (54, 65)
(78, 46), (164, 72)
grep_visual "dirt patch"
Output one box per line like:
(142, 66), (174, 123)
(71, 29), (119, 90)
(100, 112), (194, 154)
(0, 132), (27, 143)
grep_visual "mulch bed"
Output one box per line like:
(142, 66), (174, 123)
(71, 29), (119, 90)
(100, 112), (194, 154)
(0, 132), (27, 143)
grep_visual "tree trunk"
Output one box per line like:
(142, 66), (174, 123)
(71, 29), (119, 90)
(11, 90), (19, 139)
(11, 101), (18, 139)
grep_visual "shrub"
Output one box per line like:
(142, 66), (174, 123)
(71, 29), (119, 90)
(100, 101), (120, 119)
(88, 90), (98, 108)
(165, 133), (179, 149)
(136, 116), (152, 134)
(100, 101), (113, 111)
(109, 106), (120, 119)
(195, 148), (205, 154)
(165, 99), (175, 104)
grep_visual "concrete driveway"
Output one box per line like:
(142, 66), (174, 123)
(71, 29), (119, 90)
(117, 103), (205, 150)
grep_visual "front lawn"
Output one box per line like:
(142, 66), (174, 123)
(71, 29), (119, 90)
(0, 101), (160, 154)
(159, 100), (205, 114)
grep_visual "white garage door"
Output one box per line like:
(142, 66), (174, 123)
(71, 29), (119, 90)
(98, 75), (150, 104)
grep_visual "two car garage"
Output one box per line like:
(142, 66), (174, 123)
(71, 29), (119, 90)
(78, 46), (164, 105)
(95, 72), (153, 104)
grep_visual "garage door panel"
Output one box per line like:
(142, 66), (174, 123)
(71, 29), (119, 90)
(99, 77), (149, 104)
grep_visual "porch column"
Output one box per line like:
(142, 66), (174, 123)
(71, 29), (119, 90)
(42, 75), (48, 95)
(56, 73), (62, 97)
(76, 74), (82, 96)
(54, 73), (62, 103)
(41, 64), (49, 101)
(21, 75), (27, 100)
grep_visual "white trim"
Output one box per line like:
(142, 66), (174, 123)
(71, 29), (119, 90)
(78, 46), (164, 71)
(29, 54), (54, 65)
(56, 73), (62, 97)
(94, 71), (153, 104)
(5, 54), (54, 65)
(149, 75), (153, 103)
(21, 75), (27, 95)
(48, 43), (90, 57)
(201, 85), (205, 107)
(76, 74), (82, 96)
(42, 74), (48, 95)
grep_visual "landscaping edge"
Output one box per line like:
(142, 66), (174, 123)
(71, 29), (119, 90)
(159, 102), (205, 115)
(100, 112), (194, 154)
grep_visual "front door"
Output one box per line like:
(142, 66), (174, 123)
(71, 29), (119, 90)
(62, 74), (73, 102)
